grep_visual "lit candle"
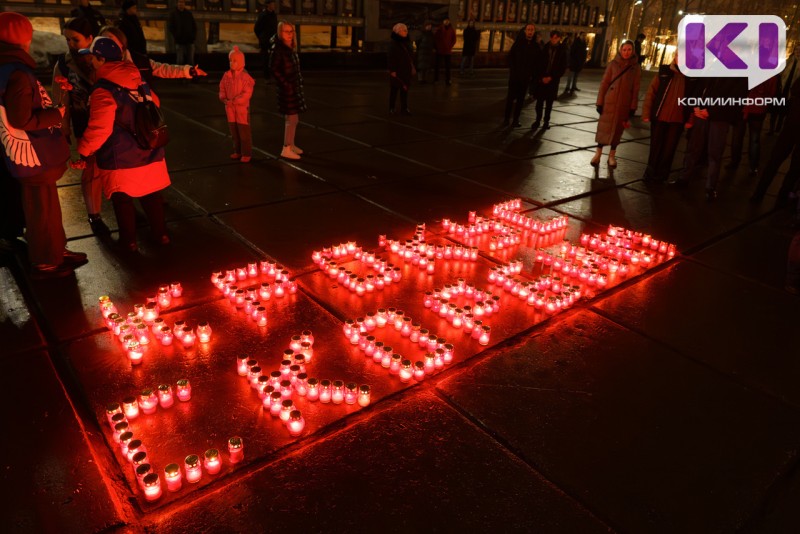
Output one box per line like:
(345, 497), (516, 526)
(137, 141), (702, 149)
(135, 324), (150, 345)
(127, 341), (143, 365)
(358, 385), (371, 407)
(142, 473), (162, 502)
(280, 400), (294, 422)
(138, 389), (158, 415)
(184, 454), (202, 483)
(399, 359), (413, 382)
(228, 436), (244, 464)
(113, 421), (129, 442)
(135, 463), (151, 488)
(331, 380), (345, 404)
(256, 307), (268, 327)
(196, 322), (212, 343)
(164, 463), (182, 492)
(157, 384), (174, 408)
(126, 439), (146, 463)
(344, 383), (358, 404)
(319, 380), (332, 403)
(176, 379), (192, 401)
(237, 356), (249, 376)
(160, 326), (174, 346)
(180, 326), (196, 347)
(122, 396), (139, 419)
(269, 391), (283, 416)
(287, 410), (305, 436)
(119, 431), (134, 457)
(106, 402), (123, 425)
(413, 361), (425, 380)
(157, 285), (172, 309)
(203, 448), (221, 474)
(306, 378), (319, 401)
(142, 302), (159, 324)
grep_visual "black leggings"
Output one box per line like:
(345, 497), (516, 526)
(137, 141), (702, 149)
(111, 191), (167, 246)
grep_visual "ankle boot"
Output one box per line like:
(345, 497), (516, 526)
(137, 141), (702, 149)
(608, 150), (617, 168)
(590, 148), (602, 167)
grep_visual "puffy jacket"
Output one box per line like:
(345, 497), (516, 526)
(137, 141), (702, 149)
(595, 53), (641, 146)
(642, 63), (686, 124)
(388, 32), (415, 86)
(434, 24), (456, 55)
(219, 68), (254, 124)
(271, 41), (307, 115)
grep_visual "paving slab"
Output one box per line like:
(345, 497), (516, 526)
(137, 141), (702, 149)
(592, 260), (800, 408)
(537, 125), (598, 148)
(0, 350), (125, 533)
(65, 291), (414, 509)
(144, 390), (610, 533)
(381, 137), (515, 172)
(321, 119), (440, 147)
(437, 310), (800, 534)
(27, 217), (261, 342)
(214, 192), (413, 270)
(453, 130), (577, 159)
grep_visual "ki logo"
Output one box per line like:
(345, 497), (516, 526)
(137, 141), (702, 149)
(677, 15), (786, 89)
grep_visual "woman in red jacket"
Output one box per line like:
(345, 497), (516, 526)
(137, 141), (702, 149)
(76, 37), (171, 252)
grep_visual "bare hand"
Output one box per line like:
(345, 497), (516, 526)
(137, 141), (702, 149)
(693, 107), (709, 120)
(69, 158), (86, 169)
(54, 75), (73, 92)
(193, 65), (207, 77)
(622, 120), (631, 129)
(642, 117), (650, 123)
(57, 106), (66, 118)
(542, 76), (552, 84)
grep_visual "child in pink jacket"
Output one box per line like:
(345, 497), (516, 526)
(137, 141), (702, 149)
(219, 46), (255, 162)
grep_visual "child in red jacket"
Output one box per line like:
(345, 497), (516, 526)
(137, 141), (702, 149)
(219, 46), (254, 163)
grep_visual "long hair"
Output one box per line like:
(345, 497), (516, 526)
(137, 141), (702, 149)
(99, 25), (128, 52)
(65, 17), (94, 39)
(277, 21), (297, 50)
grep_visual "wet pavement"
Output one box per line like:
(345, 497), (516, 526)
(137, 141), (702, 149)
(2, 68), (799, 533)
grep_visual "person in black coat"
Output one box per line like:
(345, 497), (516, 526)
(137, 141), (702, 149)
(117, 0), (146, 56)
(459, 20), (480, 77)
(271, 21), (307, 160)
(70, 0), (105, 38)
(503, 24), (540, 127)
(254, 0), (278, 80)
(564, 31), (586, 93)
(532, 30), (567, 130)
(388, 23), (414, 115)
(168, 0), (197, 66)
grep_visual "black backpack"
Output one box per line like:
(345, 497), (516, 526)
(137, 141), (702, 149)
(129, 83), (169, 150)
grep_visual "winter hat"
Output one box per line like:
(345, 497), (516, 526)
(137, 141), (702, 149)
(229, 45), (244, 60)
(79, 36), (124, 61)
(0, 12), (34, 46)
(121, 0), (138, 11)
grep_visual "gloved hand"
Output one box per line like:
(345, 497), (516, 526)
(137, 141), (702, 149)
(596, 105), (603, 114)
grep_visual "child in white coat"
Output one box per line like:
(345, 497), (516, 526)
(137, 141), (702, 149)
(219, 46), (255, 162)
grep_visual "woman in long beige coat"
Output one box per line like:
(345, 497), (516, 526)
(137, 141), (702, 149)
(592, 40), (641, 168)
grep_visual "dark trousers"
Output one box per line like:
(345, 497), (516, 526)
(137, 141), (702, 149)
(534, 96), (556, 124)
(260, 48), (271, 80)
(21, 182), (66, 265)
(504, 79), (528, 122)
(228, 122), (252, 157)
(754, 124), (800, 199)
(434, 54), (451, 83)
(681, 117), (729, 190)
(111, 190), (167, 247)
(1, 166), (24, 240)
(730, 115), (765, 171)
(389, 84), (409, 112)
(645, 121), (684, 181)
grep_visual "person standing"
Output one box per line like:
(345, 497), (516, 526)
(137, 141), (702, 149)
(0, 12), (86, 278)
(388, 23), (414, 116)
(219, 46), (255, 162)
(592, 40), (641, 168)
(70, 0), (106, 38)
(271, 21), (307, 160)
(433, 18), (456, 85)
(117, 0), (146, 56)
(503, 24), (539, 128)
(415, 21), (435, 83)
(634, 33), (646, 67)
(77, 36), (171, 252)
(531, 30), (567, 130)
(460, 19), (479, 77)
(564, 31), (586, 93)
(669, 76), (748, 200)
(727, 75), (778, 175)
(254, 0), (278, 81)
(641, 55), (687, 182)
(168, 0), (197, 67)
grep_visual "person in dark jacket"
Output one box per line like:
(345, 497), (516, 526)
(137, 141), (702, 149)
(70, 0), (106, 38)
(641, 56), (688, 182)
(433, 18), (456, 85)
(634, 33), (646, 66)
(168, 0), (197, 66)
(271, 21), (306, 160)
(388, 23), (414, 116)
(727, 75), (778, 175)
(0, 12), (86, 278)
(532, 30), (567, 130)
(254, 0), (278, 81)
(117, 0), (146, 56)
(751, 76), (800, 204)
(503, 24), (540, 127)
(670, 76), (748, 199)
(564, 31), (586, 93)
(415, 21), (435, 83)
(459, 20), (480, 77)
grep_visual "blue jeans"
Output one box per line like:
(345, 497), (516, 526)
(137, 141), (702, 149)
(176, 44), (194, 66)
(460, 55), (474, 75)
(564, 69), (580, 92)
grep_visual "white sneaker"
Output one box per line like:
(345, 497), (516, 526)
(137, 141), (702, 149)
(291, 145), (303, 155)
(281, 146), (300, 160)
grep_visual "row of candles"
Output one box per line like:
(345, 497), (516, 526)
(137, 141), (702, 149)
(422, 281), (499, 338)
(312, 241), (404, 296)
(98, 283), (183, 321)
(582, 230), (677, 259)
(343, 308), (468, 380)
(214, 260), (289, 284)
(107, 388), (245, 502)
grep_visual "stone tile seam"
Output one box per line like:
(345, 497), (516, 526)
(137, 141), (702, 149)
(678, 207), (785, 257)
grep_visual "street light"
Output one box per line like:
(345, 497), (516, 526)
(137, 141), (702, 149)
(626, 0), (643, 39)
